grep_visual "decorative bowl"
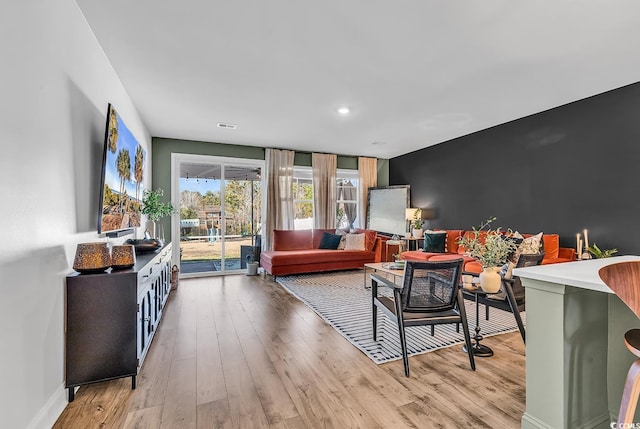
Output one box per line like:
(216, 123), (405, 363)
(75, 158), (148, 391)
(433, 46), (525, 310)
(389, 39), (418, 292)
(125, 238), (163, 253)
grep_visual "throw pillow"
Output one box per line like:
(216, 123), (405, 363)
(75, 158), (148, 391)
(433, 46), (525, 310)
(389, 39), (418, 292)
(512, 231), (543, 263)
(335, 228), (347, 250)
(318, 232), (342, 250)
(500, 234), (524, 263)
(423, 231), (447, 253)
(517, 231), (543, 254)
(344, 233), (366, 251)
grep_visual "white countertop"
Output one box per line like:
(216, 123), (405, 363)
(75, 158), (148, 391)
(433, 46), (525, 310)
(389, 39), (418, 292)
(513, 255), (640, 294)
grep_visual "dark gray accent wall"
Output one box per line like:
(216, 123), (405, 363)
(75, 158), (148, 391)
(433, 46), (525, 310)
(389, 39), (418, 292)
(389, 82), (640, 254)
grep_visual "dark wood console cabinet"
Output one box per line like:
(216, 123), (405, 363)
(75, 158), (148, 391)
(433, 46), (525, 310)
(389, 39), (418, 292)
(65, 243), (172, 402)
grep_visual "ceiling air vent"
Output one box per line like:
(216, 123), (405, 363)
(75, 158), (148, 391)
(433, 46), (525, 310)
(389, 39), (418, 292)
(217, 122), (237, 130)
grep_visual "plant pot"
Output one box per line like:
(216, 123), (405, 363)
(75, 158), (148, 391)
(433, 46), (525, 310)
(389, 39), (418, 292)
(479, 266), (502, 293)
(246, 262), (259, 276)
(412, 228), (423, 239)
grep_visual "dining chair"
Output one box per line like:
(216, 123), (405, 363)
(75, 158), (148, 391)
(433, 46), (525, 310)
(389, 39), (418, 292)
(371, 258), (475, 377)
(599, 261), (640, 425)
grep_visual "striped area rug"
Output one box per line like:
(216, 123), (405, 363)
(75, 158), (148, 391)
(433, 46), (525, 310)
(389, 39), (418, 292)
(276, 270), (525, 364)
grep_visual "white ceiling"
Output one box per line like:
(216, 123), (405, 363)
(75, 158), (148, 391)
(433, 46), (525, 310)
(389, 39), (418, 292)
(76, 0), (640, 159)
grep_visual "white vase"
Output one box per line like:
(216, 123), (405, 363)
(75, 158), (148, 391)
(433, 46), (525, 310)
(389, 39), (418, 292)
(479, 267), (502, 293)
(412, 228), (423, 239)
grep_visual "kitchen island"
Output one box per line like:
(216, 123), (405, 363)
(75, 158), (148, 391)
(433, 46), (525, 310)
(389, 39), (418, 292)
(514, 256), (640, 428)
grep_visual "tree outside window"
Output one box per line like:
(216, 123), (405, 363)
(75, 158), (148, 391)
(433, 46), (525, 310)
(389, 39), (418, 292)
(293, 167), (313, 230)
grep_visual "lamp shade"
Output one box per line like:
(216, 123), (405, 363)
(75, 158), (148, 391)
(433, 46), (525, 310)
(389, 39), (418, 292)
(111, 244), (136, 270)
(73, 242), (111, 274)
(406, 208), (418, 221)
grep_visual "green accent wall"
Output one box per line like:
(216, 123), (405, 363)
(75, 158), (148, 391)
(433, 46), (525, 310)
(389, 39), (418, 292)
(151, 137), (389, 240)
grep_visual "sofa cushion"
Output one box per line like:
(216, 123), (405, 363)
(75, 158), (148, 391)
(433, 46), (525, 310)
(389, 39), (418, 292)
(445, 230), (464, 253)
(515, 231), (543, 254)
(311, 228), (336, 248)
(423, 231), (447, 253)
(335, 229), (347, 249)
(464, 260), (483, 274)
(318, 232), (342, 250)
(541, 234), (560, 259)
(263, 249), (375, 265)
(500, 235), (524, 263)
(354, 228), (378, 251)
(273, 229), (313, 251)
(402, 251), (440, 261)
(512, 231), (544, 263)
(429, 254), (476, 266)
(344, 233), (365, 250)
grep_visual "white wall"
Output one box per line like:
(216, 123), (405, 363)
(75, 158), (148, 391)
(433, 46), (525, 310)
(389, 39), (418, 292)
(0, 1), (151, 428)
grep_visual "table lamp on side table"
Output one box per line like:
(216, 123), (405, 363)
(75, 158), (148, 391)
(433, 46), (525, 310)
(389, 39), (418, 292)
(405, 208), (418, 238)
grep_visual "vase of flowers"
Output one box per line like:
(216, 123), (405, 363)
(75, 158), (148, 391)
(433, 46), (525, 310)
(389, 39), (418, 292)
(457, 217), (518, 293)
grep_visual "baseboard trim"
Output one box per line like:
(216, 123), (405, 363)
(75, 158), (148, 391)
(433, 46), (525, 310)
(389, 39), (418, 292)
(522, 412), (611, 429)
(26, 383), (68, 429)
(522, 413), (553, 429)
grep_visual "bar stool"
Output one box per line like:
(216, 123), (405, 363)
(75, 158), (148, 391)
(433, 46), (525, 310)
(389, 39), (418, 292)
(599, 261), (640, 425)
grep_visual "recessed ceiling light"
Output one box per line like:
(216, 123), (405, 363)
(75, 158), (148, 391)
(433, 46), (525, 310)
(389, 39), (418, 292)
(217, 122), (237, 129)
(337, 107), (350, 115)
(371, 141), (386, 145)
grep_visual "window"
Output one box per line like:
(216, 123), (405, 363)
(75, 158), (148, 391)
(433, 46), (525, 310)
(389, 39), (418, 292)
(293, 167), (313, 230)
(292, 167), (360, 230)
(336, 169), (359, 229)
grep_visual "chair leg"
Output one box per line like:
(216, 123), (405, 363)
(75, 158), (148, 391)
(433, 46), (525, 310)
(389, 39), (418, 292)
(372, 305), (378, 341)
(457, 291), (476, 371)
(456, 323), (459, 333)
(504, 282), (526, 344)
(430, 325), (434, 336)
(394, 290), (410, 377)
(372, 279), (378, 341)
(618, 359), (640, 425)
(486, 304), (490, 321)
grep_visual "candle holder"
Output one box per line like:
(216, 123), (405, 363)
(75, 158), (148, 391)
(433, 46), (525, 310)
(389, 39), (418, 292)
(111, 244), (136, 270)
(73, 242), (112, 274)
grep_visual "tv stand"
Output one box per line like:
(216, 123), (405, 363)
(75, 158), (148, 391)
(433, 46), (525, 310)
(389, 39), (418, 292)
(65, 243), (172, 401)
(105, 228), (134, 238)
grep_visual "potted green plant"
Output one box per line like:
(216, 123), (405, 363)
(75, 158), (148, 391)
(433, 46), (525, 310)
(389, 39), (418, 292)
(588, 243), (618, 259)
(412, 209), (425, 239)
(457, 217), (518, 292)
(246, 253), (259, 276)
(141, 188), (175, 242)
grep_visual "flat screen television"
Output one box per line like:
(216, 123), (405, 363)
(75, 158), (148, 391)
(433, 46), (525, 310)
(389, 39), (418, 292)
(97, 104), (145, 236)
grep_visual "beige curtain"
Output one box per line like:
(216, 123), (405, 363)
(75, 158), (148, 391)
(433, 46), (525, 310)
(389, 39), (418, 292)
(262, 148), (295, 251)
(312, 153), (337, 229)
(358, 157), (377, 229)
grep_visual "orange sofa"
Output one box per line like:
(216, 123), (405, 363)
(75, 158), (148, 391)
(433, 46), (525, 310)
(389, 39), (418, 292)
(260, 228), (383, 277)
(401, 229), (575, 273)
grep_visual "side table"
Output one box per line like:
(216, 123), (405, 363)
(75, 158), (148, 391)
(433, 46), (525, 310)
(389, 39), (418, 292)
(461, 280), (494, 358)
(385, 240), (403, 262)
(401, 237), (422, 251)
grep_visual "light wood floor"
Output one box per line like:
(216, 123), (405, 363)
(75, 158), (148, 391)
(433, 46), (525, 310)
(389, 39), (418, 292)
(54, 272), (526, 428)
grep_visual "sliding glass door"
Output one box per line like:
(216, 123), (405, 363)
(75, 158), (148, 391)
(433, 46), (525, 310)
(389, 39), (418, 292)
(172, 154), (262, 276)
